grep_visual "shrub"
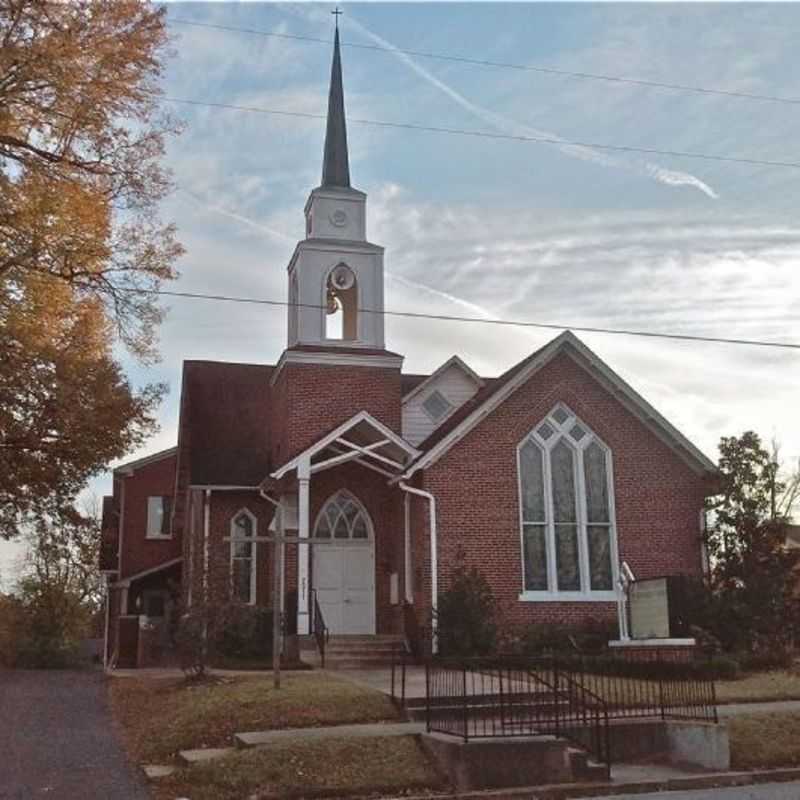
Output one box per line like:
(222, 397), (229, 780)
(175, 602), (275, 677)
(215, 605), (273, 660)
(436, 565), (497, 657)
(509, 620), (618, 656)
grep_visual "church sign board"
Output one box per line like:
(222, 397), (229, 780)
(629, 577), (670, 639)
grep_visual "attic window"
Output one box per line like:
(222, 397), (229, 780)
(422, 390), (452, 423)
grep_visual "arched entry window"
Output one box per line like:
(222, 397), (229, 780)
(313, 491), (370, 540)
(325, 263), (357, 341)
(230, 509), (257, 604)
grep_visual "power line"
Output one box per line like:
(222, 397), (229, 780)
(119, 286), (800, 351)
(169, 17), (800, 107)
(162, 96), (800, 171)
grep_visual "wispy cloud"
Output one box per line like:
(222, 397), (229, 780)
(338, 12), (719, 199)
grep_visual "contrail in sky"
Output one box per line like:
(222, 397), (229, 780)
(179, 189), (499, 320)
(290, 7), (718, 199)
(180, 187), (296, 244)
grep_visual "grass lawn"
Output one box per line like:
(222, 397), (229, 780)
(568, 669), (800, 707)
(716, 671), (800, 704)
(152, 735), (444, 800)
(109, 672), (400, 763)
(729, 712), (800, 770)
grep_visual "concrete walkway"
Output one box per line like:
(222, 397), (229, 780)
(236, 720), (425, 748)
(717, 700), (800, 717)
(0, 669), (149, 800)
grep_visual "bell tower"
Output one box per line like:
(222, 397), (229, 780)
(287, 26), (386, 351)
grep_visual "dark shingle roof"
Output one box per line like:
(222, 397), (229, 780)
(183, 361), (273, 486)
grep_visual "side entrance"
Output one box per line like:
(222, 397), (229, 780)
(312, 490), (376, 635)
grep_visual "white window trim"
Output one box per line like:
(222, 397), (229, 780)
(145, 496), (171, 540)
(516, 403), (620, 602)
(230, 508), (257, 605)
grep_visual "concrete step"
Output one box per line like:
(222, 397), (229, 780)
(327, 635), (404, 643)
(322, 657), (398, 669)
(568, 746), (609, 781)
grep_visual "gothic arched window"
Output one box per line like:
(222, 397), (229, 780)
(517, 404), (616, 598)
(313, 491), (370, 540)
(230, 509), (257, 604)
(325, 263), (357, 341)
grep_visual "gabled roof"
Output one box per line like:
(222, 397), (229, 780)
(404, 331), (718, 479)
(112, 447), (177, 476)
(270, 410), (419, 480)
(181, 360), (273, 486)
(401, 355), (484, 403)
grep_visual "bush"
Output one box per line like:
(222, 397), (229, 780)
(736, 648), (794, 673)
(436, 565), (497, 657)
(175, 602), (275, 677)
(506, 620), (618, 656)
(215, 605), (273, 660)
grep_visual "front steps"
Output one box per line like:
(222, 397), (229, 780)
(301, 634), (405, 669)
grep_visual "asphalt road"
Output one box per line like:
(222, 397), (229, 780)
(579, 782), (800, 800)
(0, 669), (149, 800)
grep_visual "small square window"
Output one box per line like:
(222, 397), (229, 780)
(422, 390), (452, 422)
(552, 406), (570, 425)
(570, 423), (586, 441)
(537, 422), (554, 440)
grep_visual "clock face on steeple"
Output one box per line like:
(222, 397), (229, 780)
(330, 209), (348, 227)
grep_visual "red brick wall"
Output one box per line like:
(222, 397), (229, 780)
(413, 350), (710, 630)
(270, 361), (403, 466)
(119, 453), (181, 580)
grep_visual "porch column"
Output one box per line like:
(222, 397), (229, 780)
(404, 491), (412, 603)
(297, 456), (311, 635)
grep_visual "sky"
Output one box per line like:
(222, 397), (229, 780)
(2, 2), (799, 588)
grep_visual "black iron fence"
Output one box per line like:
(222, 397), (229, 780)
(392, 650), (719, 773)
(426, 657), (611, 774)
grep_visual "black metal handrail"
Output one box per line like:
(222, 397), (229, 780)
(311, 590), (329, 668)
(424, 652), (717, 773)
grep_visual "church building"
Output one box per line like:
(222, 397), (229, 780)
(100, 30), (719, 667)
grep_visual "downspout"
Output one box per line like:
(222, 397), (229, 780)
(203, 490), (211, 604)
(103, 574), (111, 670)
(399, 482), (438, 654)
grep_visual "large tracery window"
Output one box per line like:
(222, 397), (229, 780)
(313, 491), (370, 540)
(230, 509), (257, 604)
(517, 404), (617, 599)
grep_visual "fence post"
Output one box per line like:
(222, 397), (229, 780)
(391, 644), (396, 702)
(425, 661), (431, 733)
(553, 654), (560, 738)
(462, 664), (469, 742)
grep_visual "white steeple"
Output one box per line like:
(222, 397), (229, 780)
(287, 28), (386, 351)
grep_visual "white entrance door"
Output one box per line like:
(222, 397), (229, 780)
(314, 543), (375, 634)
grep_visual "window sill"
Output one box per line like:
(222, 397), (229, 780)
(145, 534), (172, 541)
(518, 591), (617, 603)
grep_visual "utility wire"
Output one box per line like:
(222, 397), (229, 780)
(169, 17), (800, 107)
(118, 286), (800, 351)
(162, 96), (800, 171)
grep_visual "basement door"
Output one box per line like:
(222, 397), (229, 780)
(312, 491), (376, 635)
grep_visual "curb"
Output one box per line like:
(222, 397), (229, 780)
(393, 767), (800, 800)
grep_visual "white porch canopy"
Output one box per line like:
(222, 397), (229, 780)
(267, 411), (420, 634)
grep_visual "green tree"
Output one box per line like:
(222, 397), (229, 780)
(12, 503), (103, 667)
(705, 432), (800, 652)
(0, 1), (183, 537)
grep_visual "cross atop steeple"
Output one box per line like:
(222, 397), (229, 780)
(331, 6), (342, 29)
(321, 24), (350, 188)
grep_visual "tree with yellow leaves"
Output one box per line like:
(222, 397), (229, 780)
(1, 1), (183, 538)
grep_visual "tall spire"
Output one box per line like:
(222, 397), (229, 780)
(321, 25), (351, 188)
